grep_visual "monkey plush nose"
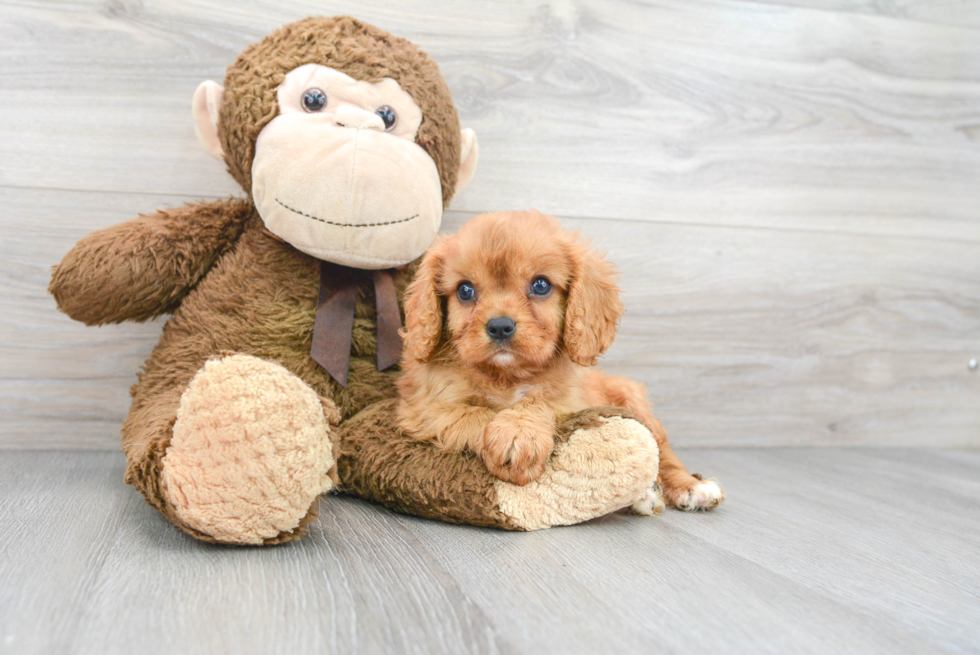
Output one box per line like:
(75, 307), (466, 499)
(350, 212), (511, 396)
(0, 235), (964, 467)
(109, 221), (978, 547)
(335, 105), (385, 131)
(486, 317), (516, 342)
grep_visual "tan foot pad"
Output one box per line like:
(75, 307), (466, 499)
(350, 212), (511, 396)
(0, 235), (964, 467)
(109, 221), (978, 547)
(495, 415), (660, 530)
(161, 354), (335, 545)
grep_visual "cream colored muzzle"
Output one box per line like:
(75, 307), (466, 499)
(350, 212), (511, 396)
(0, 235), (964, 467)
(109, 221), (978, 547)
(251, 111), (444, 269)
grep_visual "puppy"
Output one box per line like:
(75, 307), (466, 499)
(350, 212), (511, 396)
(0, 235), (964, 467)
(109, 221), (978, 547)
(397, 210), (724, 511)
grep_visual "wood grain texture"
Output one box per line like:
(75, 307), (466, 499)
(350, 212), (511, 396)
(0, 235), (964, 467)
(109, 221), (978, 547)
(744, 0), (980, 30)
(2, 448), (978, 654)
(2, 0), (979, 239)
(4, 187), (978, 448)
(1, 0), (978, 448)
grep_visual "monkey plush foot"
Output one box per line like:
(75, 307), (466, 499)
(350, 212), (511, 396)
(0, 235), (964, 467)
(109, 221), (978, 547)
(337, 401), (659, 530)
(493, 408), (660, 529)
(160, 354), (337, 545)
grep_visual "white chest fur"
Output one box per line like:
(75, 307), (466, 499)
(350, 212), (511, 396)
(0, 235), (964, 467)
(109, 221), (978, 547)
(484, 385), (535, 410)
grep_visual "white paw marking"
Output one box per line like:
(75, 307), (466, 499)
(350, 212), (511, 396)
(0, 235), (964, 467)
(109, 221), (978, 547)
(631, 485), (666, 516)
(676, 480), (726, 512)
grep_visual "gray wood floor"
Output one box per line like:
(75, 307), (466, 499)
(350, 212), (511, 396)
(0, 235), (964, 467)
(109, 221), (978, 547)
(2, 448), (978, 655)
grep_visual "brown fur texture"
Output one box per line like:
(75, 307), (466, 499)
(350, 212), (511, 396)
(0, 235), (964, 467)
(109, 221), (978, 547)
(49, 199), (253, 325)
(219, 16), (461, 207)
(116, 212), (414, 542)
(337, 400), (654, 530)
(398, 210), (623, 484)
(398, 211), (723, 508)
(49, 16), (459, 543)
(336, 399), (521, 529)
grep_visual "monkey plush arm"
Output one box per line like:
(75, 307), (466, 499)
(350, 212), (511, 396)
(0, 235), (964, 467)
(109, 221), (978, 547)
(50, 198), (253, 325)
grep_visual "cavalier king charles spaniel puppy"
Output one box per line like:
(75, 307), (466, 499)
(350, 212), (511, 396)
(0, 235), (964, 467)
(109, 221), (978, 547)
(397, 210), (725, 511)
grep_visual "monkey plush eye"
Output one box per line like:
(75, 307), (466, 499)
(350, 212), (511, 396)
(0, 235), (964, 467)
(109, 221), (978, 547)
(530, 277), (552, 297)
(456, 282), (476, 302)
(302, 88), (327, 112)
(375, 105), (397, 131)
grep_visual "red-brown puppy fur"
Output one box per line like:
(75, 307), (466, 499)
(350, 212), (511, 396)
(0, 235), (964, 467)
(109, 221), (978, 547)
(398, 210), (716, 508)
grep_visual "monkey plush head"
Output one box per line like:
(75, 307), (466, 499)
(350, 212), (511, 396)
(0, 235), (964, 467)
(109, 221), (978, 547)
(192, 16), (478, 269)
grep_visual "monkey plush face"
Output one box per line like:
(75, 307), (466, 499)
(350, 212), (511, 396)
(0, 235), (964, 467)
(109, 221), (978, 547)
(191, 16), (478, 269)
(250, 64), (444, 267)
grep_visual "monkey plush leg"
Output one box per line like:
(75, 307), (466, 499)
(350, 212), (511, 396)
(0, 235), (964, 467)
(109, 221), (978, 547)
(124, 354), (337, 545)
(336, 401), (659, 530)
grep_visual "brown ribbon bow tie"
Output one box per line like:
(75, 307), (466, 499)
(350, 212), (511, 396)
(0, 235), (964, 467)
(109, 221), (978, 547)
(310, 260), (403, 388)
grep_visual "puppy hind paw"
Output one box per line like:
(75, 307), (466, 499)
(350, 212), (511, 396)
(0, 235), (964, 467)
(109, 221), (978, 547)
(630, 484), (665, 516)
(672, 479), (726, 512)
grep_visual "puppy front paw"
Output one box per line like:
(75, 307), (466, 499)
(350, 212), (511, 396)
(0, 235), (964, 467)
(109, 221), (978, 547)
(478, 410), (555, 486)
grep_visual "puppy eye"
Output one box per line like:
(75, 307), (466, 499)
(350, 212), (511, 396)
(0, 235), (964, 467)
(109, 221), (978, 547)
(456, 282), (476, 302)
(530, 277), (552, 297)
(302, 88), (327, 112)
(375, 105), (397, 131)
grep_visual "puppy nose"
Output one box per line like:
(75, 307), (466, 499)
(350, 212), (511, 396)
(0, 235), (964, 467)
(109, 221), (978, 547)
(486, 317), (516, 342)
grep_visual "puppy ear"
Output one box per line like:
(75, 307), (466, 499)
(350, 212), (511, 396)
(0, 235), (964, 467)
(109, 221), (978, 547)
(402, 241), (446, 362)
(563, 238), (624, 367)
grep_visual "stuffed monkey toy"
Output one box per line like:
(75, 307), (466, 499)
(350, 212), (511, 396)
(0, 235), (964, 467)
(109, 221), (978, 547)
(49, 16), (660, 545)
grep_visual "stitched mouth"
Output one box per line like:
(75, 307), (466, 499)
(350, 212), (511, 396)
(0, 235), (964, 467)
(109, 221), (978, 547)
(275, 198), (419, 228)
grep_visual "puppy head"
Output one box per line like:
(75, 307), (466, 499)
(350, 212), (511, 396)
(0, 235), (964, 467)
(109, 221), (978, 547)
(402, 210), (623, 370)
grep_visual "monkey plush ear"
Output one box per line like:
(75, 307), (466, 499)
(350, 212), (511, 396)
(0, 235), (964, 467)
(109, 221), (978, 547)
(192, 81), (225, 160)
(456, 128), (479, 194)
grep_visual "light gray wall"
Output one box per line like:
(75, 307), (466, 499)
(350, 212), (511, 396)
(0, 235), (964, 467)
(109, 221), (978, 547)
(1, 0), (978, 448)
